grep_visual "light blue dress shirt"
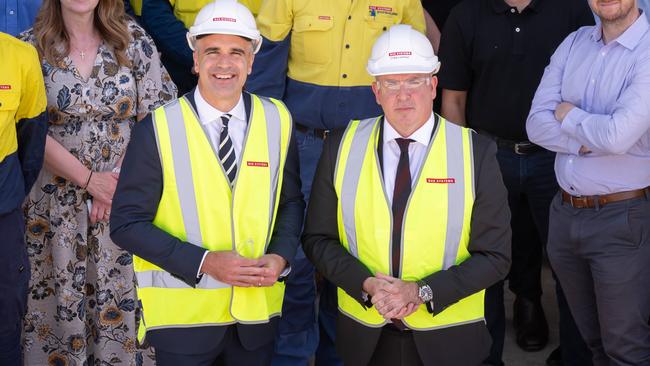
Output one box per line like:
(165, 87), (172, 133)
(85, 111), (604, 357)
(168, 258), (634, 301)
(526, 13), (650, 196)
(1, 0), (41, 36)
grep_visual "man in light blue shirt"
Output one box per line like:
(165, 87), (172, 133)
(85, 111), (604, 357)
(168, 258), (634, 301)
(0, 0), (40, 36)
(526, 0), (650, 364)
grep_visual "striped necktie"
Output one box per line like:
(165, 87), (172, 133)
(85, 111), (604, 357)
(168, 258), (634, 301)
(218, 113), (237, 185)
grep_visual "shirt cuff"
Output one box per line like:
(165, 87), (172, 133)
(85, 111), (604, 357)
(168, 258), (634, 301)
(561, 107), (588, 137)
(196, 250), (209, 280)
(279, 265), (292, 280)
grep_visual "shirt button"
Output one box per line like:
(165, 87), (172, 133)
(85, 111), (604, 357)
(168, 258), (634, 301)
(345, 44), (350, 49)
(515, 27), (521, 32)
(601, 51), (606, 56)
(591, 79), (595, 83)
(510, 8), (516, 13)
(342, 74), (348, 78)
(9, 10), (15, 15)
(348, 15), (351, 20)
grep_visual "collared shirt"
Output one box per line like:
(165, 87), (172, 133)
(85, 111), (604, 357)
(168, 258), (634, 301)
(193, 88), (247, 159)
(438, 0), (594, 141)
(0, 33), (47, 214)
(382, 113), (435, 204)
(526, 13), (650, 196)
(1, 0), (41, 36)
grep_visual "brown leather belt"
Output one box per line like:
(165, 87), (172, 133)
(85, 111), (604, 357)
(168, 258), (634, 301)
(561, 187), (650, 209)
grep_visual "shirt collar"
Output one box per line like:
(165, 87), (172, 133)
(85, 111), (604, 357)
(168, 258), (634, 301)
(590, 10), (649, 50)
(193, 88), (246, 125)
(491, 0), (540, 14)
(383, 113), (436, 148)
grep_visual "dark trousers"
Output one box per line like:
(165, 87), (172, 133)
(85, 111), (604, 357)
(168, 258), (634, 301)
(484, 148), (590, 365)
(548, 193), (650, 366)
(272, 128), (322, 366)
(367, 327), (423, 366)
(155, 325), (274, 366)
(0, 208), (29, 366)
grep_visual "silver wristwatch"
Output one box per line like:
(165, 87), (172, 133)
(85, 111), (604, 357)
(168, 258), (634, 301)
(416, 280), (433, 303)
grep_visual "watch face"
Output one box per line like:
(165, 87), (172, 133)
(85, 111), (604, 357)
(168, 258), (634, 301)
(419, 285), (433, 302)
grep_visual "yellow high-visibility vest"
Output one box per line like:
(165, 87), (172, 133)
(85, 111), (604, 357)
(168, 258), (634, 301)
(134, 93), (292, 341)
(334, 116), (485, 330)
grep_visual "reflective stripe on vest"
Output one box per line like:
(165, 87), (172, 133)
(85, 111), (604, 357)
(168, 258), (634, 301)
(334, 116), (485, 330)
(134, 94), (291, 340)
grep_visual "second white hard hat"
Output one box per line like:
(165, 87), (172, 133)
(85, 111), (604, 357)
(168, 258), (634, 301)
(186, 0), (262, 53)
(367, 25), (440, 76)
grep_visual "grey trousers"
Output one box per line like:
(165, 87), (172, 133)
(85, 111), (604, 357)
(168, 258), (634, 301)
(547, 192), (650, 366)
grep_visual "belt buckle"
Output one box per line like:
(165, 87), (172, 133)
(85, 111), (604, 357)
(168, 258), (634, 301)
(514, 142), (527, 155)
(323, 129), (330, 140)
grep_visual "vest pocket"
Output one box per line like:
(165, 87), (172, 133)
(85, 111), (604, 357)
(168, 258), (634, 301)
(292, 15), (334, 65)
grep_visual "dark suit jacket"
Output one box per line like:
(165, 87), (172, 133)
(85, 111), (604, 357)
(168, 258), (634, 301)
(302, 118), (511, 366)
(110, 90), (305, 354)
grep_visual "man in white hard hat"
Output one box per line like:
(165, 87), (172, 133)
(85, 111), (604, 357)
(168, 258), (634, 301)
(109, 0), (304, 364)
(302, 24), (511, 366)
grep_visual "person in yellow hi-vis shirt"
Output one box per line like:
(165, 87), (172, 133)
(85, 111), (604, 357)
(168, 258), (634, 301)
(130, 0), (260, 94)
(110, 1), (304, 365)
(302, 25), (512, 366)
(246, 1), (428, 364)
(0, 32), (47, 366)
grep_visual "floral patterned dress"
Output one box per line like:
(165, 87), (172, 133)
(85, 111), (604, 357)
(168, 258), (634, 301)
(20, 21), (176, 366)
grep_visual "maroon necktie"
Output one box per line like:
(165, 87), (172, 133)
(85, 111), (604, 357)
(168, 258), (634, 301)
(390, 138), (414, 330)
(391, 138), (414, 277)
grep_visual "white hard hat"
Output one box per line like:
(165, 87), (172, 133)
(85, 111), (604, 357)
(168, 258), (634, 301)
(186, 0), (262, 53)
(367, 25), (440, 76)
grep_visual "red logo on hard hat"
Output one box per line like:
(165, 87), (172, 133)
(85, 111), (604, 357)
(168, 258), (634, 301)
(247, 161), (269, 167)
(318, 16), (331, 20)
(0, 85), (11, 90)
(426, 178), (456, 184)
(388, 51), (412, 57)
(213, 17), (237, 22)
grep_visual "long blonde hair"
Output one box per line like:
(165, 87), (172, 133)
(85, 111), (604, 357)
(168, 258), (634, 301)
(33, 0), (131, 67)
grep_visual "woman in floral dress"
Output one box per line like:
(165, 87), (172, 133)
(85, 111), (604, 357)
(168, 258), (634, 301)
(20, 0), (176, 364)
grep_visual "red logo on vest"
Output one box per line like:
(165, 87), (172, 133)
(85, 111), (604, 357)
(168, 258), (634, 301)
(0, 85), (11, 90)
(213, 17), (236, 22)
(247, 161), (269, 167)
(426, 178), (456, 184)
(318, 15), (332, 20)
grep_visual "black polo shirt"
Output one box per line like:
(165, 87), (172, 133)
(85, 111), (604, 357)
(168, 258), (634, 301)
(438, 0), (594, 141)
(422, 0), (463, 29)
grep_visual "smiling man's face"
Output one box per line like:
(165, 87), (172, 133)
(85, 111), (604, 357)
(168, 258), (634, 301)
(193, 33), (254, 108)
(589, 0), (638, 23)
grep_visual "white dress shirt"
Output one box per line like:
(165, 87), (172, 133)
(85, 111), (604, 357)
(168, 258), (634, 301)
(194, 88), (247, 158)
(382, 113), (436, 205)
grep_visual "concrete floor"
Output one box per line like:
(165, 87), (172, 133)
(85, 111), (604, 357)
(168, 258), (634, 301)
(503, 264), (559, 366)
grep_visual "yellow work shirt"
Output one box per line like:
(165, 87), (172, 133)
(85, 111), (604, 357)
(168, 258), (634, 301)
(0, 32), (47, 213)
(256, 0), (426, 87)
